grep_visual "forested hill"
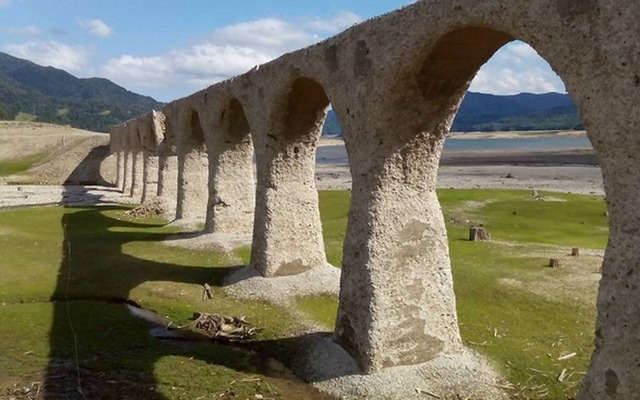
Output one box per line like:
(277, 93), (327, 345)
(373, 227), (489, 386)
(451, 92), (582, 132)
(322, 91), (583, 136)
(0, 52), (164, 133)
(0, 51), (581, 134)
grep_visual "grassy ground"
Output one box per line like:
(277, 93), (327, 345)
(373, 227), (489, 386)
(0, 153), (48, 177)
(0, 189), (607, 399)
(310, 189), (607, 399)
(0, 204), (331, 399)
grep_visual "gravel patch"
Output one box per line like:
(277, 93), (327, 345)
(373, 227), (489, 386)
(316, 163), (605, 196)
(0, 185), (135, 208)
(223, 263), (341, 304)
(290, 334), (508, 399)
(163, 231), (252, 252)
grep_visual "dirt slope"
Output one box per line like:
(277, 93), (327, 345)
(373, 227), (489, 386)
(0, 121), (115, 185)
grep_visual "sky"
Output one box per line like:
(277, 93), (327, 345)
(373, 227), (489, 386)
(0, 0), (566, 102)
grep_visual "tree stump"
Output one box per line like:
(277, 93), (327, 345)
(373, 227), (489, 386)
(549, 258), (561, 268)
(469, 227), (491, 241)
(571, 247), (580, 256)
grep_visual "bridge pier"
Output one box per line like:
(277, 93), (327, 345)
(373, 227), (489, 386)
(141, 152), (159, 204)
(163, 105), (209, 224)
(157, 148), (178, 217)
(250, 78), (328, 277)
(334, 102), (463, 372)
(250, 136), (326, 276)
(122, 149), (133, 195)
(115, 150), (124, 190)
(176, 145), (208, 221)
(202, 99), (255, 235)
(130, 150), (144, 201)
(575, 77), (640, 398)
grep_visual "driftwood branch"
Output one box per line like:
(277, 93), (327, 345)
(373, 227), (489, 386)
(191, 312), (262, 341)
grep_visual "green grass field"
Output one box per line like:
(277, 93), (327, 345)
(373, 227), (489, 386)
(0, 152), (49, 177)
(0, 189), (607, 399)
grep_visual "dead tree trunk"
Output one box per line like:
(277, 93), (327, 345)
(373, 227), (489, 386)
(469, 227), (491, 241)
(549, 258), (561, 268)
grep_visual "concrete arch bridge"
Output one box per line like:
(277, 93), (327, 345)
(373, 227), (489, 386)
(109, 0), (640, 398)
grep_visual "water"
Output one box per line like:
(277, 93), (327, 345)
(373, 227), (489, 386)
(443, 135), (592, 152)
(316, 135), (592, 164)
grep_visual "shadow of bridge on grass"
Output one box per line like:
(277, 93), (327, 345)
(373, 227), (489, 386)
(44, 200), (333, 399)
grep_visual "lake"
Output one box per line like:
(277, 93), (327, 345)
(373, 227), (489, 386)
(317, 135), (593, 164)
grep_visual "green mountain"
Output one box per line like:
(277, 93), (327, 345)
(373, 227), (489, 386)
(451, 92), (583, 132)
(322, 92), (582, 136)
(0, 52), (164, 132)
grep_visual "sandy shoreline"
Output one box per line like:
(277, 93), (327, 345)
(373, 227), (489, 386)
(0, 151), (604, 209)
(0, 132), (604, 209)
(316, 139), (603, 195)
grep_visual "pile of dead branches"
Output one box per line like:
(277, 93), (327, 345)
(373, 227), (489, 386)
(191, 312), (262, 342)
(125, 199), (165, 218)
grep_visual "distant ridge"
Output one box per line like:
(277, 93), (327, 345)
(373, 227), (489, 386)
(322, 91), (583, 136)
(452, 92), (582, 132)
(0, 51), (580, 135)
(0, 52), (164, 132)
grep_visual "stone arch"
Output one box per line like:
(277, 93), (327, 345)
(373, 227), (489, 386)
(250, 76), (332, 277)
(105, 0), (640, 395)
(187, 108), (206, 146)
(336, 27), (591, 374)
(335, 14), (638, 397)
(416, 27), (513, 103)
(203, 96), (255, 235)
(283, 77), (330, 140)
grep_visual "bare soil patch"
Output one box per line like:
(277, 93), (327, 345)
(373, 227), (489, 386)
(0, 121), (115, 185)
(498, 244), (602, 307)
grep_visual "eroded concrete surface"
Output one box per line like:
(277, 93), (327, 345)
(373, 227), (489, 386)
(109, 1), (640, 397)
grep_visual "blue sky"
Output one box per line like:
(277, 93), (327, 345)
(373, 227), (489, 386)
(0, 0), (565, 102)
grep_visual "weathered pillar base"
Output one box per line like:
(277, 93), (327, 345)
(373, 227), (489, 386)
(176, 147), (208, 223)
(333, 98), (464, 374)
(251, 138), (326, 277)
(141, 153), (159, 204)
(158, 153), (179, 221)
(204, 137), (255, 236)
(115, 150), (124, 190)
(295, 337), (507, 399)
(122, 151), (133, 195)
(578, 151), (640, 398)
(130, 151), (144, 201)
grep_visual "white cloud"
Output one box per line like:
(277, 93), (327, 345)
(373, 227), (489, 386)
(215, 18), (319, 53)
(101, 13), (361, 100)
(3, 40), (89, 73)
(102, 55), (172, 87)
(469, 41), (566, 95)
(79, 19), (114, 38)
(305, 11), (362, 33)
(0, 25), (42, 37)
(171, 44), (273, 77)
